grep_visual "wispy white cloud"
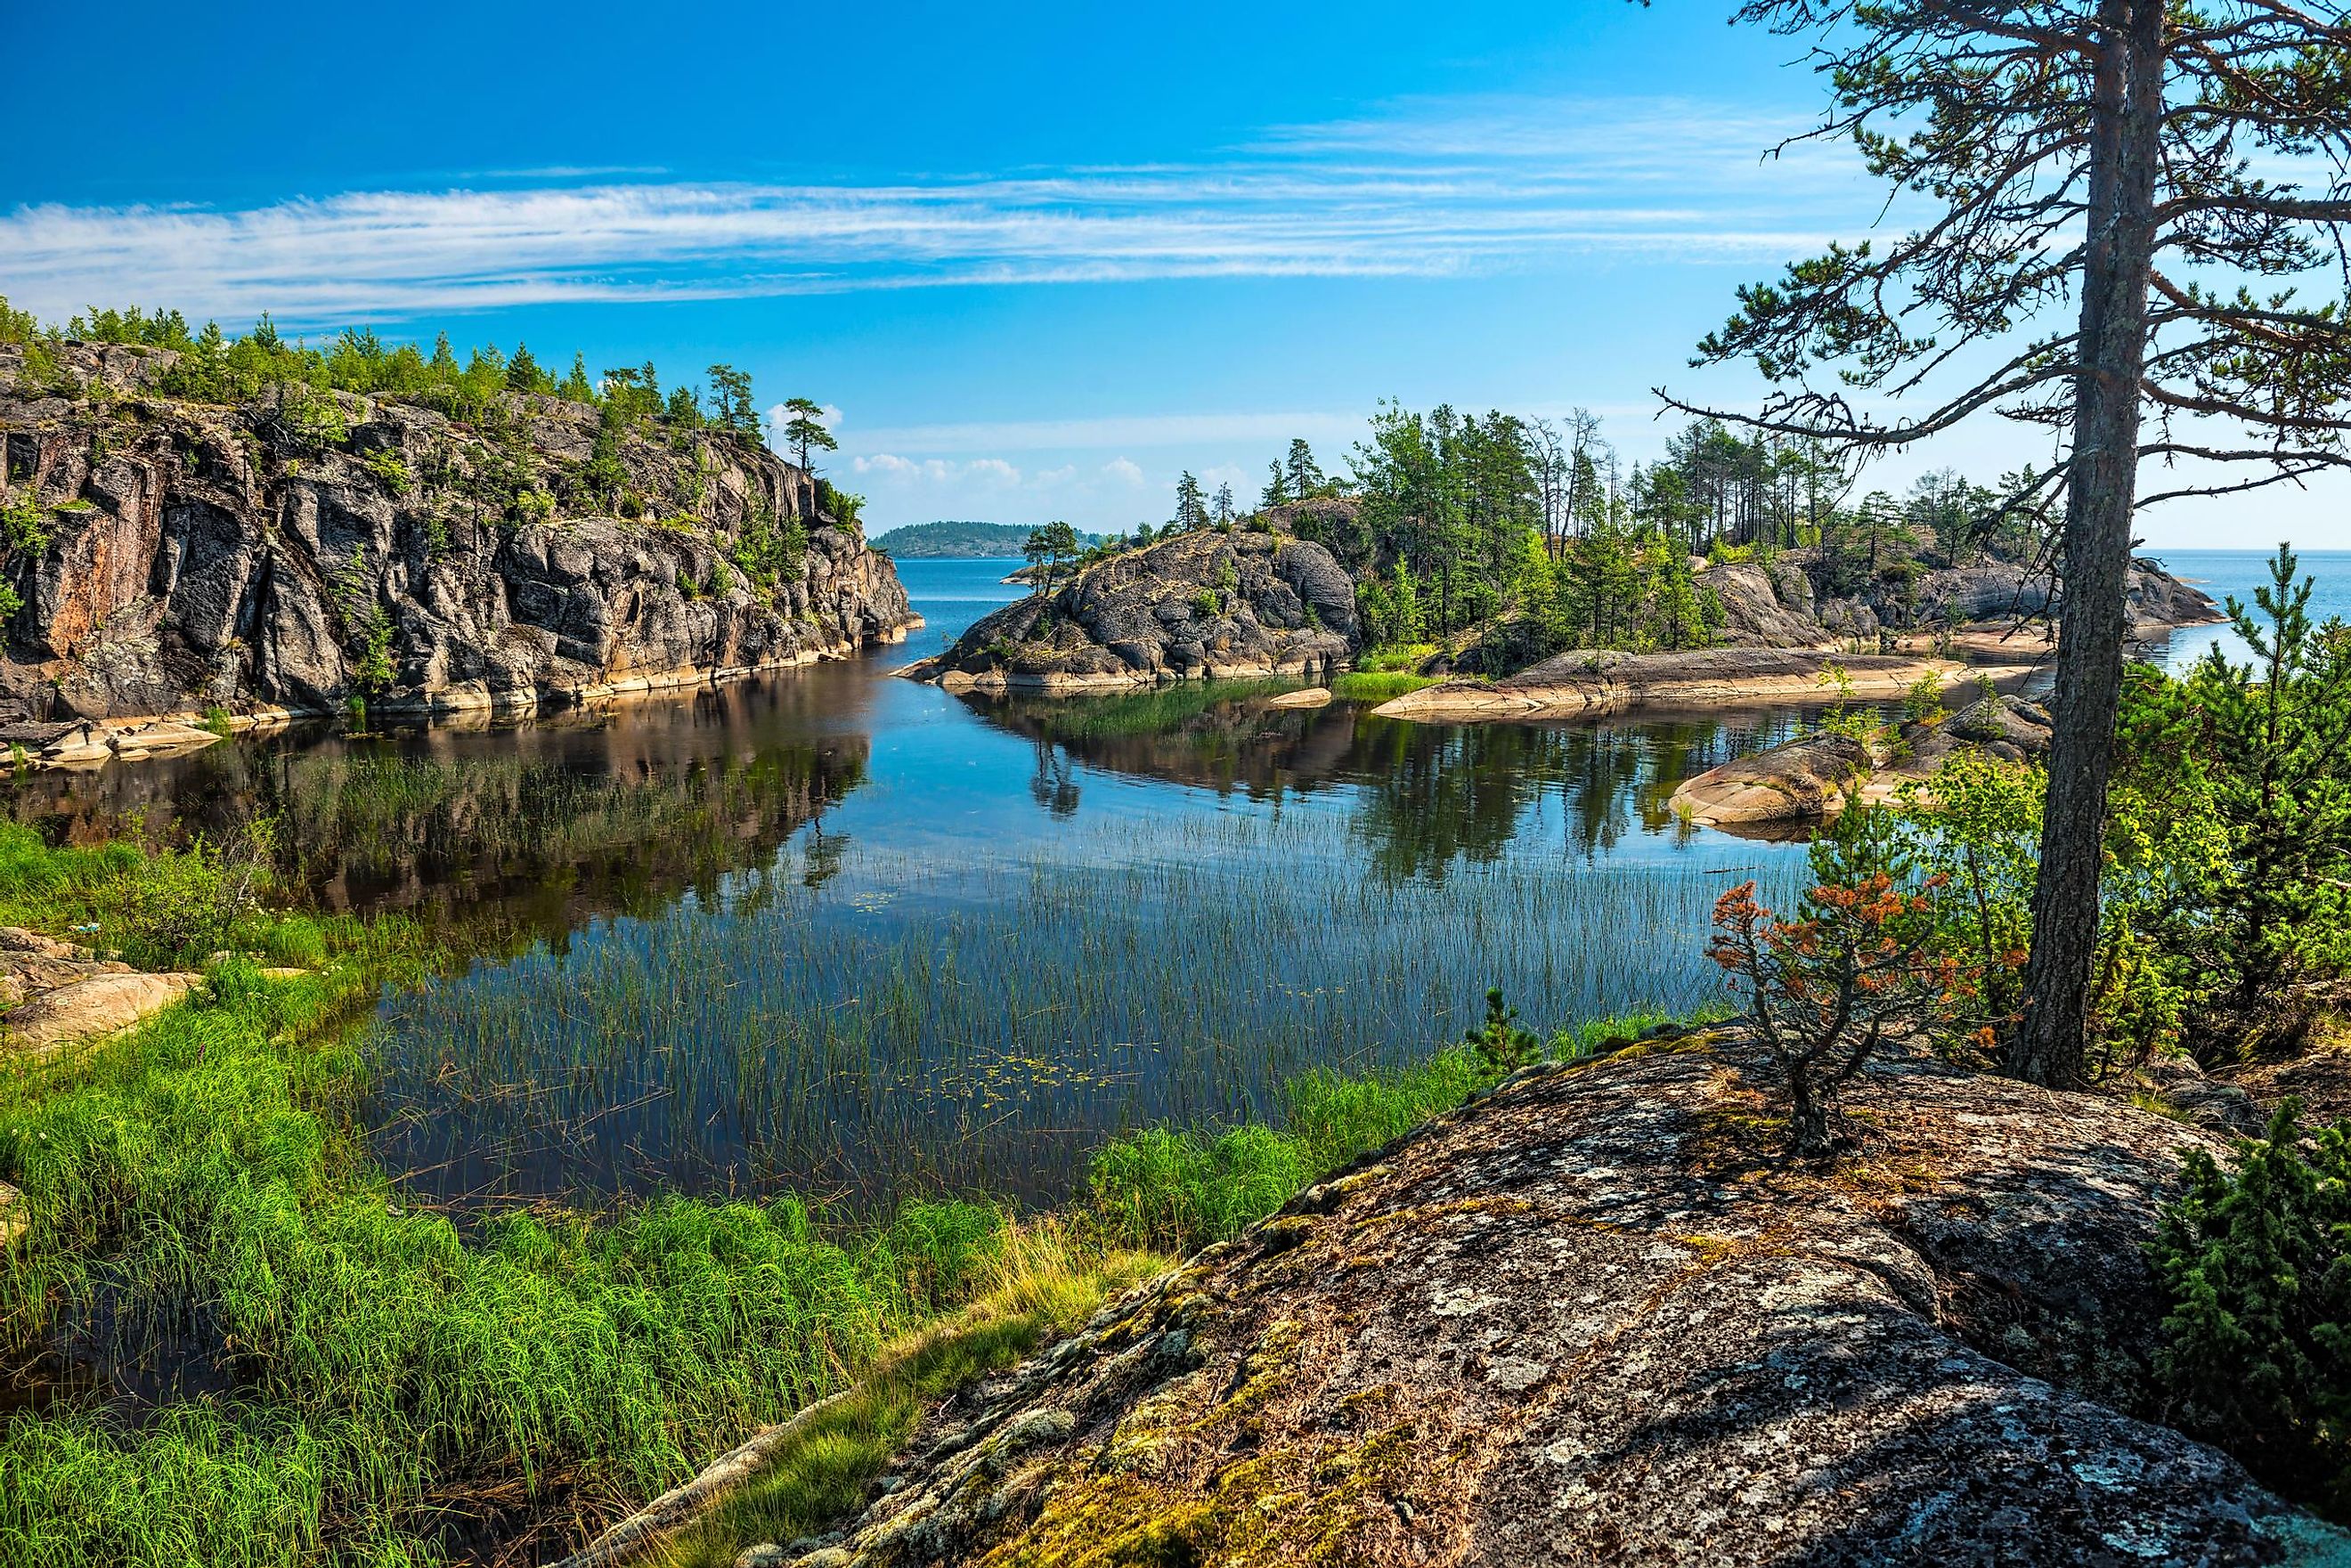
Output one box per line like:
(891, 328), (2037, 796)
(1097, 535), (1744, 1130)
(0, 95), (1868, 326)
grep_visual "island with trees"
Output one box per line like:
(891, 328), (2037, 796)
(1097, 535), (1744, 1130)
(870, 520), (1107, 558)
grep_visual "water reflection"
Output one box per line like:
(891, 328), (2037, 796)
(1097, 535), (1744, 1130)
(961, 686), (1826, 876)
(7, 666), (1827, 1212)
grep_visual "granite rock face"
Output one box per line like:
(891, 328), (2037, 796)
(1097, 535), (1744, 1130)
(1700, 549), (2219, 652)
(0, 343), (915, 727)
(749, 1043), (2346, 1568)
(915, 528), (1356, 693)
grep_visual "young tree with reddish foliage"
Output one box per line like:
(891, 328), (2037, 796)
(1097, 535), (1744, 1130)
(1709, 873), (1981, 1156)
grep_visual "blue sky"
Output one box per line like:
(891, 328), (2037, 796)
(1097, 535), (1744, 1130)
(9, 0), (2342, 546)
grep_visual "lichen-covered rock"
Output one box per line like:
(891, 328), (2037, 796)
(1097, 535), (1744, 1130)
(0, 342), (916, 729)
(1669, 730), (1875, 826)
(792, 1044), (2345, 1567)
(910, 529), (1355, 693)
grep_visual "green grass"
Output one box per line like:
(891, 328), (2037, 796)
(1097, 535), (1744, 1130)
(0, 822), (1721, 1565)
(0, 827), (1031, 1566)
(1021, 678), (1292, 742)
(1354, 644), (1438, 674)
(1331, 670), (1440, 703)
(650, 1228), (1161, 1568)
(0, 819), (315, 971)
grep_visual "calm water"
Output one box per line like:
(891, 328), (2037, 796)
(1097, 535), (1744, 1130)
(2140, 548), (2351, 672)
(12, 548), (2335, 1211)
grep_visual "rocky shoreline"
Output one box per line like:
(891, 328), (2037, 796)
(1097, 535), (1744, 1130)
(1375, 553), (2217, 725)
(0, 342), (919, 770)
(575, 1034), (2350, 1568)
(1370, 645), (2036, 723)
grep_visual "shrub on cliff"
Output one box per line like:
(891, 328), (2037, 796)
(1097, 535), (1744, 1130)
(2154, 1100), (2351, 1517)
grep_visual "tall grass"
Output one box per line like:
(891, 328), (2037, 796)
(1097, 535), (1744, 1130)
(1331, 670), (1440, 702)
(0, 816), (1732, 1566)
(0, 832), (1023, 1567)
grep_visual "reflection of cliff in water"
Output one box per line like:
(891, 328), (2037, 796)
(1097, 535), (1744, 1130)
(958, 686), (1829, 878)
(6, 675), (873, 948)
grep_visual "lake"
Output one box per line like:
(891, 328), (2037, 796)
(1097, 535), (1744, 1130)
(4, 548), (2331, 1212)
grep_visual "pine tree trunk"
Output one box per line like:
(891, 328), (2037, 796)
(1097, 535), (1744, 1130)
(2010, 0), (2165, 1086)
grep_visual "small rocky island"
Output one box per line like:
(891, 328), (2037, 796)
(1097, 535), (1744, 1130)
(903, 527), (1357, 693)
(1374, 548), (2217, 723)
(0, 341), (916, 767)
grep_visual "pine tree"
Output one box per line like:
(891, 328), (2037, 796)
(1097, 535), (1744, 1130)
(506, 342), (547, 394)
(560, 353), (596, 404)
(779, 397), (836, 471)
(1261, 461), (1289, 509)
(1283, 439), (1324, 500)
(1173, 471), (1208, 532)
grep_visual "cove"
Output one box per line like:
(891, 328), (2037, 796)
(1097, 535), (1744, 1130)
(4, 551), (2312, 1214)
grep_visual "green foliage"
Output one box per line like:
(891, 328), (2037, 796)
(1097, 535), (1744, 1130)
(2163, 547), (2351, 1036)
(0, 820), (284, 970)
(1082, 1046), (1496, 1255)
(0, 491), (52, 559)
(1022, 521), (1080, 596)
(1329, 670), (1439, 703)
(779, 395), (834, 471)
(1463, 987), (1541, 1073)
(813, 478), (863, 531)
(332, 555), (395, 695)
(1709, 808), (1987, 1152)
(1862, 752), (2186, 1071)
(1900, 670), (1945, 724)
(730, 495), (808, 593)
(706, 365), (760, 437)
(0, 294), (39, 343)
(580, 403), (631, 508)
(270, 379), (349, 451)
(360, 446), (412, 496)
(2154, 1101), (2351, 1515)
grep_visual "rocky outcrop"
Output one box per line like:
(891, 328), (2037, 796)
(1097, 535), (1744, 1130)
(0, 927), (200, 1057)
(1700, 548), (2219, 653)
(709, 1040), (2345, 1567)
(908, 529), (1356, 693)
(0, 343), (916, 743)
(1670, 694), (2054, 830)
(1669, 730), (1878, 827)
(1373, 646), (2038, 725)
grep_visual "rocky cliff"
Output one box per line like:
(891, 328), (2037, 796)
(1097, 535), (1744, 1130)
(1701, 548), (2217, 652)
(0, 342), (916, 750)
(909, 528), (1357, 693)
(722, 1039), (2347, 1568)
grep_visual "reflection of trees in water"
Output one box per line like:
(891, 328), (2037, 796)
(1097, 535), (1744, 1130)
(7, 679), (875, 952)
(964, 686), (1823, 881)
(1029, 738), (1081, 818)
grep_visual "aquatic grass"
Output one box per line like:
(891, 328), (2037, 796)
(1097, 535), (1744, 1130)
(367, 810), (1804, 1207)
(0, 833), (1038, 1567)
(1330, 670), (1439, 702)
(1010, 678), (1296, 743)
